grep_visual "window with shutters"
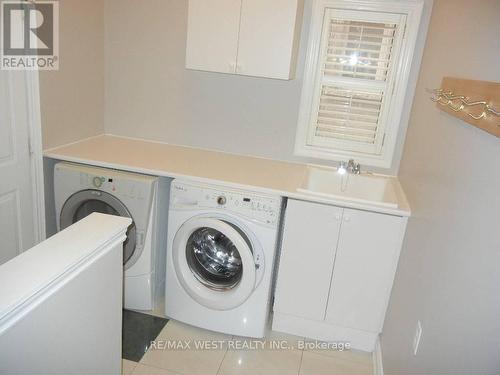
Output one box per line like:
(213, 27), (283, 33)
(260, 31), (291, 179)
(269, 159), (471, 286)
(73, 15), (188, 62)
(295, 1), (424, 168)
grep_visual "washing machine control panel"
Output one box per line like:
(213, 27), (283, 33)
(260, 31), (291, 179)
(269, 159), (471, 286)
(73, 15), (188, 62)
(172, 181), (281, 226)
(77, 170), (151, 201)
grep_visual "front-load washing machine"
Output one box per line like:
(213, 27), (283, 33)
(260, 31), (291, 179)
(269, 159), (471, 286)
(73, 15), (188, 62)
(54, 162), (170, 312)
(165, 180), (282, 338)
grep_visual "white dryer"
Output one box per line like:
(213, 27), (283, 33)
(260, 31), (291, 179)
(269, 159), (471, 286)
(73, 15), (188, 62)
(165, 180), (282, 338)
(54, 162), (170, 312)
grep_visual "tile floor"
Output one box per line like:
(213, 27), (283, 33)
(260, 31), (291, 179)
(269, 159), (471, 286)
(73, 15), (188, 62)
(122, 320), (373, 375)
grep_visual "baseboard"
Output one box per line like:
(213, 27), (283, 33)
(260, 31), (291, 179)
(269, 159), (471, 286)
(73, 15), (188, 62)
(272, 312), (377, 352)
(373, 336), (384, 375)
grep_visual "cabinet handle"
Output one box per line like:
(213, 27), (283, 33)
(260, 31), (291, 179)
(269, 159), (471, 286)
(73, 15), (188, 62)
(335, 214), (341, 221)
(344, 216), (351, 222)
(236, 64), (243, 73)
(229, 62), (236, 73)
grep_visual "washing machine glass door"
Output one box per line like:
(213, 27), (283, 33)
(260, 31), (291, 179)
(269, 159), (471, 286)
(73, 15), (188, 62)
(173, 217), (256, 311)
(60, 189), (136, 265)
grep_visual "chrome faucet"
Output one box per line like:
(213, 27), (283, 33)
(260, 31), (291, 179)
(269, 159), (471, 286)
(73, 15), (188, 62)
(347, 159), (361, 174)
(338, 159), (361, 175)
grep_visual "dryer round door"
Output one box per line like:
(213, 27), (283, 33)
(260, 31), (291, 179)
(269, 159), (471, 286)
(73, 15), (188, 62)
(60, 189), (137, 266)
(172, 217), (257, 311)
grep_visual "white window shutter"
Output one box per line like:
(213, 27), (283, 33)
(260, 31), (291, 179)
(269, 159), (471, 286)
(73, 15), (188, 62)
(307, 9), (406, 156)
(324, 19), (398, 82)
(315, 86), (383, 146)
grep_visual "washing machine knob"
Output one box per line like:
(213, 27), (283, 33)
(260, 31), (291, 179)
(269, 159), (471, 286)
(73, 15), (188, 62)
(93, 176), (103, 188)
(217, 196), (227, 206)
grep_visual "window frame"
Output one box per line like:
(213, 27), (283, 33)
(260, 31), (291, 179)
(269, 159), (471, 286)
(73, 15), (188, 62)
(294, 0), (424, 168)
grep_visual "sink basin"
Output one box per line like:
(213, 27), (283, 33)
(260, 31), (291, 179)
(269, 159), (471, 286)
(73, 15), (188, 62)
(297, 166), (399, 209)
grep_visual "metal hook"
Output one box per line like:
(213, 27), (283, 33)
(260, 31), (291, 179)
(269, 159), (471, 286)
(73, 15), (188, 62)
(461, 99), (488, 120)
(445, 94), (467, 111)
(436, 91), (453, 106)
(467, 112), (486, 120)
(427, 88), (443, 102)
(486, 105), (500, 117)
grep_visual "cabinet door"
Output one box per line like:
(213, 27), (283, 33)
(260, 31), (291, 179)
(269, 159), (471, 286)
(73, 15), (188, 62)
(237, 0), (303, 79)
(185, 0), (242, 74)
(326, 209), (404, 332)
(274, 200), (342, 321)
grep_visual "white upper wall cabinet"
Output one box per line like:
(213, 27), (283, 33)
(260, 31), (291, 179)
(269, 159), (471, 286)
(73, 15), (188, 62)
(294, 0), (424, 168)
(186, 0), (242, 74)
(237, 0), (304, 79)
(185, 0), (304, 80)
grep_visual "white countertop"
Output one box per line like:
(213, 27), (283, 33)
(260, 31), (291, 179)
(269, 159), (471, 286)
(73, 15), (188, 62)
(44, 135), (411, 216)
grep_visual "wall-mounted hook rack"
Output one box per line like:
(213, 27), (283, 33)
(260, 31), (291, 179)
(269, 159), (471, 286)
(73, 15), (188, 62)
(427, 77), (500, 138)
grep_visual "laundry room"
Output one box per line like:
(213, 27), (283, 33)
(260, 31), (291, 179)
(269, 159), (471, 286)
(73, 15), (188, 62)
(0, 0), (499, 374)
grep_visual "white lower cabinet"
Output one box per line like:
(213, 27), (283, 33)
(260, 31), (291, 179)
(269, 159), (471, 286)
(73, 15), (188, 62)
(273, 199), (407, 352)
(273, 200), (342, 321)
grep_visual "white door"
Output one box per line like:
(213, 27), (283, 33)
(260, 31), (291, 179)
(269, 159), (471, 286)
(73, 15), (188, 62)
(237, 0), (302, 79)
(325, 209), (404, 332)
(185, 0), (242, 74)
(0, 70), (40, 265)
(273, 199), (343, 321)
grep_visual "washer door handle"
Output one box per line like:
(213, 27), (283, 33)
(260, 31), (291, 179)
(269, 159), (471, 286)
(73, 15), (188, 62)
(136, 231), (145, 248)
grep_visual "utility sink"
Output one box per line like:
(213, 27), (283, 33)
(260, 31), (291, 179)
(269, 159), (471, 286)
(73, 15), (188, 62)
(297, 165), (399, 209)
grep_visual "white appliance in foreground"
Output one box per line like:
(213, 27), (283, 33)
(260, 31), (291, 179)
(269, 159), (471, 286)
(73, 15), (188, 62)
(54, 162), (170, 311)
(0, 213), (129, 375)
(165, 180), (282, 338)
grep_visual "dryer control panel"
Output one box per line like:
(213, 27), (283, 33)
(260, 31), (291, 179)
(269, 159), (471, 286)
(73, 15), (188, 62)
(171, 180), (282, 226)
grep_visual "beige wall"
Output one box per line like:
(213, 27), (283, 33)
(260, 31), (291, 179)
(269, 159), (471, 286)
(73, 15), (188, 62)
(381, 0), (500, 374)
(40, 0), (104, 149)
(103, 0), (431, 174)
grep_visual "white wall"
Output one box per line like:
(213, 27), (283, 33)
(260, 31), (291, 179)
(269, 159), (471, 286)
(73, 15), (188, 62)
(103, 0), (432, 175)
(40, 0), (104, 149)
(381, 0), (500, 373)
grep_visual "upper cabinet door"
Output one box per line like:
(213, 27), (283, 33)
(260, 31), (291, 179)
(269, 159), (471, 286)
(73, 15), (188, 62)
(237, 0), (303, 79)
(273, 199), (343, 321)
(325, 209), (405, 332)
(185, 0), (242, 74)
